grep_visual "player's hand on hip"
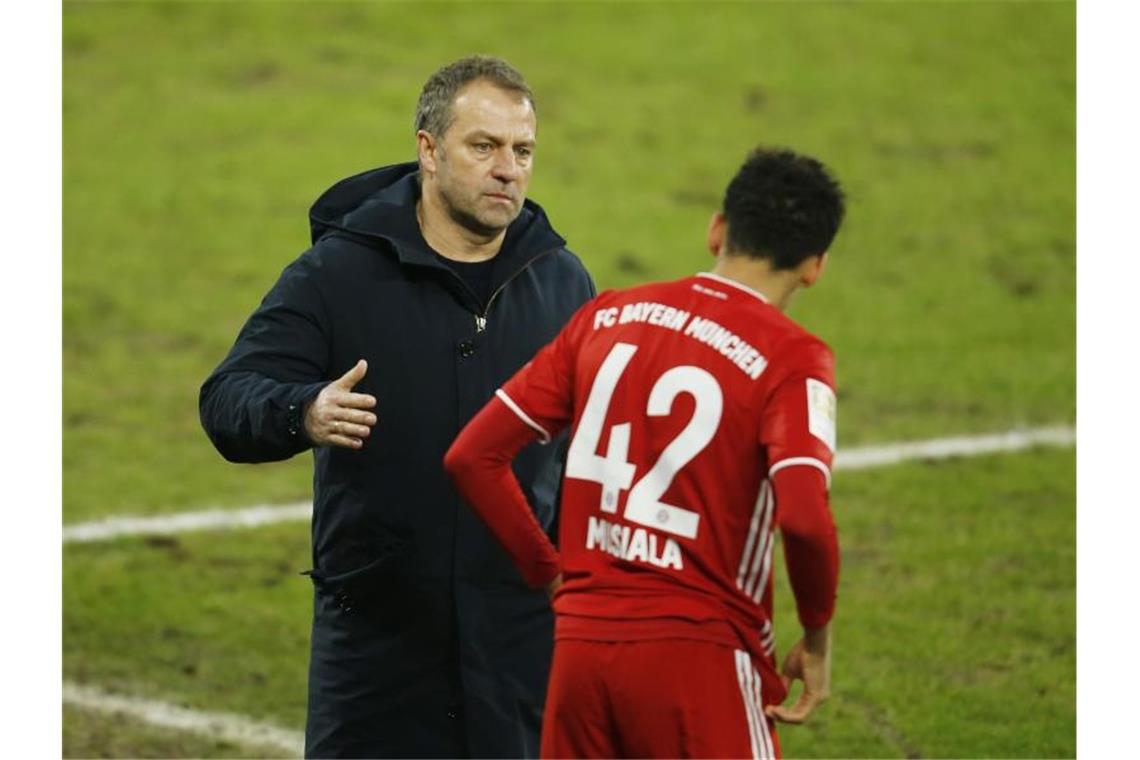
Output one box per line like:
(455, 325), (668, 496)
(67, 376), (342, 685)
(765, 625), (831, 725)
(545, 573), (563, 601)
(304, 359), (378, 450)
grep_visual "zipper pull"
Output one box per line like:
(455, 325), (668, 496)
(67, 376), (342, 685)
(474, 314), (487, 333)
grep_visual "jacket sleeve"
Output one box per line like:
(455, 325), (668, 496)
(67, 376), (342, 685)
(199, 254), (333, 463)
(761, 338), (839, 628)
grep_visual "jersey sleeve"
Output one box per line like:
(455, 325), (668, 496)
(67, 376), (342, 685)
(496, 298), (597, 443)
(442, 298), (602, 589)
(758, 338), (837, 486)
(773, 465), (839, 628)
(444, 397), (562, 589)
(761, 338), (840, 628)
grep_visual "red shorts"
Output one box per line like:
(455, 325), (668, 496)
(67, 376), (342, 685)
(541, 638), (782, 759)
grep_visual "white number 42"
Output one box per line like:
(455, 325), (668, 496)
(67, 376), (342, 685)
(565, 342), (723, 540)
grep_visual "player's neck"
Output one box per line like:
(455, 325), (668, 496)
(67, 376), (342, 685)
(710, 257), (801, 311)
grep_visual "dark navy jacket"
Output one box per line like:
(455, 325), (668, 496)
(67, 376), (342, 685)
(199, 163), (595, 758)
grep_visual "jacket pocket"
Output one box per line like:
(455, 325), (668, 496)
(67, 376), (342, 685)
(303, 533), (413, 613)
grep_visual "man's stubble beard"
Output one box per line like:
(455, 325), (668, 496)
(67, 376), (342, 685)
(443, 192), (511, 238)
(440, 182), (520, 238)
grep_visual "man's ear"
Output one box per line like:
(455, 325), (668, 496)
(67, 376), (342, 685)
(800, 252), (828, 287)
(416, 130), (438, 175)
(707, 212), (727, 257)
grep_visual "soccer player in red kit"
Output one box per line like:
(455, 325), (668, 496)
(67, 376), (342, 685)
(445, 147), (845, 759)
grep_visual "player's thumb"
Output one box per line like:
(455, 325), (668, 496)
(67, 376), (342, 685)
(335, 359), (368, 389)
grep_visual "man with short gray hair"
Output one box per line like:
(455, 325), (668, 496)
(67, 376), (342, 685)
(200, 55), (594, 757)
(415, 55), (534, 138)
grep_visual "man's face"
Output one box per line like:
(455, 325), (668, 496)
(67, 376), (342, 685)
(421, 79), (536, 236)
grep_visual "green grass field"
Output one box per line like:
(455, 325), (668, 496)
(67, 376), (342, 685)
(64, 1), (1075, 757)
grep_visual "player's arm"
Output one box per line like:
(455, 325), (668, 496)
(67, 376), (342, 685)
(445, 397), (562, 591)
(445, 301), (592, 594)
(759, 341), (841, 724)
(776, 464), (839, 631)
(766, 464), (838, 725)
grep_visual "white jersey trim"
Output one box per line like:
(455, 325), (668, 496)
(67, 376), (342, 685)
(770, 456), (832, 489)
(495, 389), (551, 444)
(753, 483), (777, 602)
(696, 272), (770, 303)
(736, 480), (769, 590)
(739, 480), (775, 601)
(762, 630), (776, 657)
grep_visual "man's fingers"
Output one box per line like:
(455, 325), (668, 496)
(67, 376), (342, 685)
(333, 359), (368, 390)
(765, 691), (820, 725)
(326, 433), (364, 450)
(340, 392), (378, 410)
(332, 421), (372, 439)
(334, 409), (377, 427)
(765, 705), (804, 725)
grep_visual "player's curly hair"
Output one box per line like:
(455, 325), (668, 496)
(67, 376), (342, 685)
(722, 148), (846, 269)
(415, 55), (535, 138)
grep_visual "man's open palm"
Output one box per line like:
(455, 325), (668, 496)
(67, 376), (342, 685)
(304, 359), (378, 449)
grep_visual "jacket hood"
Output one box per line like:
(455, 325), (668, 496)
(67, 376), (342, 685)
(308, 162), (566, 266)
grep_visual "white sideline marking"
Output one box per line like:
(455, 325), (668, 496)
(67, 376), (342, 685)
(63, 681), (304, 757)
(63, 425), (1074, 544)
(834, 425), (1075, 470)
(63, 502), (312, 544)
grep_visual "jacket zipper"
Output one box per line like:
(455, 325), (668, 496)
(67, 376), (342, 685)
(473, 247), (559, 333)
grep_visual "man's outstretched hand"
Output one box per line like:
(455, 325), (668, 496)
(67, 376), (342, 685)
(765, 625), (831, 725)
(304, 359), (378, 449)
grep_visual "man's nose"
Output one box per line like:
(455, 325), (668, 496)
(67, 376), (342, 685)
(490, 149), (522, 182)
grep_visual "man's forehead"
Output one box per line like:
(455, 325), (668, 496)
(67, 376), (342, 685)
(450, 82), (536, 133)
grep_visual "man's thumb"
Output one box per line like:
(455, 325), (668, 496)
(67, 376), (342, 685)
(335, 359), (368, 389)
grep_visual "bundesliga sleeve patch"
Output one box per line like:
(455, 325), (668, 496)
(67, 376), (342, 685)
(806, 378), (837, 452)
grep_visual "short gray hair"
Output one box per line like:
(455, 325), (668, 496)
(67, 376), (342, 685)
(414, 55), (535, 138)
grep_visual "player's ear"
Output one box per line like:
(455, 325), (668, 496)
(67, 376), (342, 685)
(800, 252), (828, 287)
(707, 213), (727, 257)
(417, 130), (439, 175)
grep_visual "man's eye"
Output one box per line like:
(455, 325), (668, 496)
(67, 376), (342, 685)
(516, 147), (533, 159)
(473, 143), (492, 152)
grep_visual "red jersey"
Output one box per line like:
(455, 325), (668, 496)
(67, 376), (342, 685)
(447, 272), (839, 665)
